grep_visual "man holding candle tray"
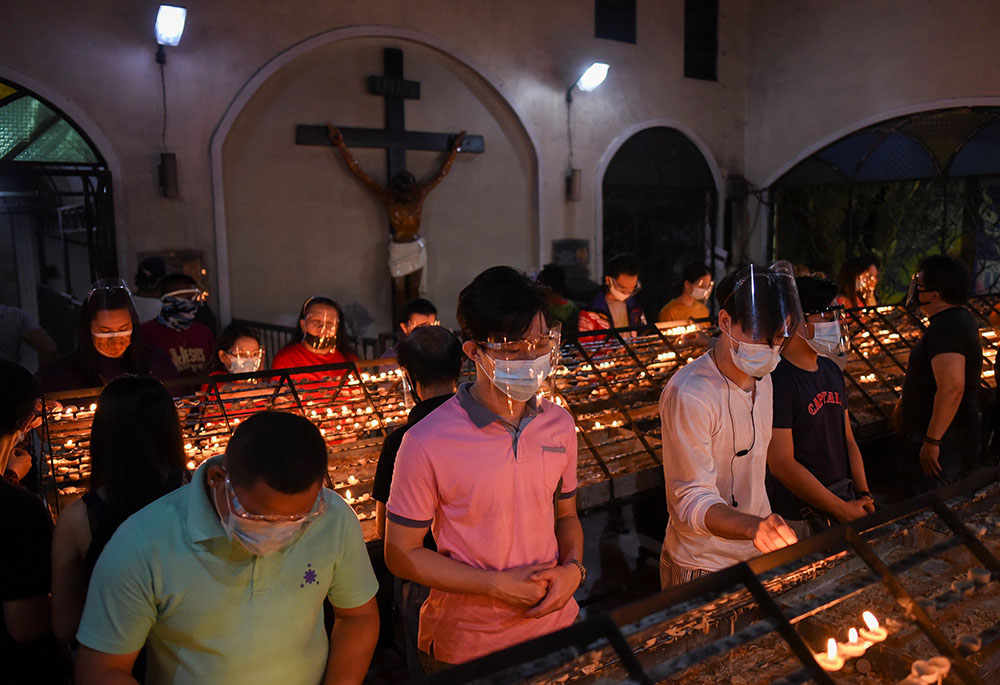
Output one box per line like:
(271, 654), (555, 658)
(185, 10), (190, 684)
(658, 262), (800, 589)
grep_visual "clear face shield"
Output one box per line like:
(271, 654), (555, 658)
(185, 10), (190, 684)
(905, 273), (932, 309)
(723, 261), (804, 346)
(800, 304), (850, 356)
(302, 312), (339, 351)
(477, 319), (561, 405)
(720, 262), (804, 377)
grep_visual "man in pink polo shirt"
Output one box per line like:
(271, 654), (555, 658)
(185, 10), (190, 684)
(385, 266), (584, 671)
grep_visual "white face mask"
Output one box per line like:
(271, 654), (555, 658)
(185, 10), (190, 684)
(804, 320), (844, 356)
(214, 488), (307, 556)
(226, 356), (261, 374)
(483, 354), (551, 403)
(607, 282), (631, 302)
(724, 327), (781, 377)
(691, 286), (710, 301)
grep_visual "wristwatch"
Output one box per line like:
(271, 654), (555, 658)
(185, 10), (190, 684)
(565, 558), (587, 588)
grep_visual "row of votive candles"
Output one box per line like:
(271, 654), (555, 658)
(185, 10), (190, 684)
(814, 611), (887, 671)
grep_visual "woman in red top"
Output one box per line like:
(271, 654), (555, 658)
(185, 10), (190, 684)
(272, 296), (358, 382)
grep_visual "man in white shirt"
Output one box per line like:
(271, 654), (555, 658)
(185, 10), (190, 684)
(659, 262), (801, 589)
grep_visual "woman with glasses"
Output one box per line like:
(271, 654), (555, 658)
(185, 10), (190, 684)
(273, 296), (358, 382)
(51, 375), (188, 646)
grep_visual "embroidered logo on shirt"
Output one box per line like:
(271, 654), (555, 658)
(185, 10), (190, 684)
(300, 563), (317, 588)
(807, 390), (842, 416)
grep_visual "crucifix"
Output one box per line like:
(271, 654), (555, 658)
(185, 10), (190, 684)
(296, 47), (484, 324)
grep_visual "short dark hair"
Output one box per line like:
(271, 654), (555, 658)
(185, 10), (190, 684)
(225, 411), (327, 493)
(135, 256), (166, 290)
(795, 276), (839, 314)
(919, 254), (970, 305)
(397, 326), (464, 389)
(160, 272), (198, 296)
(682, 261), (711, 285)
(716, 264), (798, 342)
(606, 253), (639, 280)
(537, 264), (567, 295)
(90, 375), (186, 521)
(457, 266), (549, 342)
(403, 298), (437, 321)
(0, 360), (37, 436)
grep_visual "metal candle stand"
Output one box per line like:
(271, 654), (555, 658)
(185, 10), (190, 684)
(420, 468), (1000, 685)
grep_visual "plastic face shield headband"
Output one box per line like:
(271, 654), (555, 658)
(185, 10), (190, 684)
(723, 261), (803, 349)
(87, 277), (134, 303)
(162, 287), (208, 304)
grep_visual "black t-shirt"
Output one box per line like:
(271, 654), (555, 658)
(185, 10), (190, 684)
(901, 307), (983, 436)
(372, 393), (452, 550)
(0, 480), (56, 682)
(766, 356), (850, 520)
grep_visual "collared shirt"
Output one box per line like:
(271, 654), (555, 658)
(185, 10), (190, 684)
(76, 457), (378, 685)
(659, 353), (773, 572)
(386, 382), (578, 664)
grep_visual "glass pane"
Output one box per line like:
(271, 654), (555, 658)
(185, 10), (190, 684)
(15, 118), (97, 163)
(0, 94), (97, 163)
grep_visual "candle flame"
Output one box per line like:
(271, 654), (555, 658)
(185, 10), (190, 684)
(827, 638), (837, 659)
(848, 627), (859, 644)
(862, 611), (879, 631)
(345, 489), (352, 500)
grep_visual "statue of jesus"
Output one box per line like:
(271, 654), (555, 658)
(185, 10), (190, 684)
(326, 124), (464, 315)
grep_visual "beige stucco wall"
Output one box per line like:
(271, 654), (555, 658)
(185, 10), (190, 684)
(0, 0), (746, 328)
(746, 0), (1000, 186)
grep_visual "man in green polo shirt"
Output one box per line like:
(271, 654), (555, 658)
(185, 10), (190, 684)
(76, 411), (379, 685)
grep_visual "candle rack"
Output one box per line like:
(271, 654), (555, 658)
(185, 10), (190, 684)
(422, 467), (1000, 685)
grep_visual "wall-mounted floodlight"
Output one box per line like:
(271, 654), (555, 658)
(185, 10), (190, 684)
(155, 5), (187, 47)
(564, 62), (609, 201)
(576, 63), (610, 92)
(566, 62), (609, 103)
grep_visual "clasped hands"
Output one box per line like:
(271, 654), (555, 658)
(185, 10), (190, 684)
(488, 559), (580, 619)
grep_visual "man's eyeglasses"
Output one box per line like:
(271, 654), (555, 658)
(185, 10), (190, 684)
(225, 475), (326, 523)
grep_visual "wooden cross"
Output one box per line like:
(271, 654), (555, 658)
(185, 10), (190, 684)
(296, 47), (484, 182)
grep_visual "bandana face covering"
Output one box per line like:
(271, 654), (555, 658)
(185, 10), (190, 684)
(92, 329), (132, 358)
(158, 296), (199, 331)
(303, 331), (337, 352)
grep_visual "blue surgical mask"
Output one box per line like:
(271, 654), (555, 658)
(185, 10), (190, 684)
(483, 354), (551, 402)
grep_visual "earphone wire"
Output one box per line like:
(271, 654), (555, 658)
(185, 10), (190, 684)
(712, 349), (756, 507)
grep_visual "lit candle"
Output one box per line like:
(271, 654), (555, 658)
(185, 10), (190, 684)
(344, 489), (354, 504)
(64, 439), (75, 449)
(814, 638), (844, 671)
(347, 474), (359, 485)
(859, 611), (887, 643)
(838, 627), (867, 657)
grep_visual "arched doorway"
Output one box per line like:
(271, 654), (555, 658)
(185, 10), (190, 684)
(601, 126), (717, 322)
(0, 77), (115, 354)
(771, 107), (1000, 301)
